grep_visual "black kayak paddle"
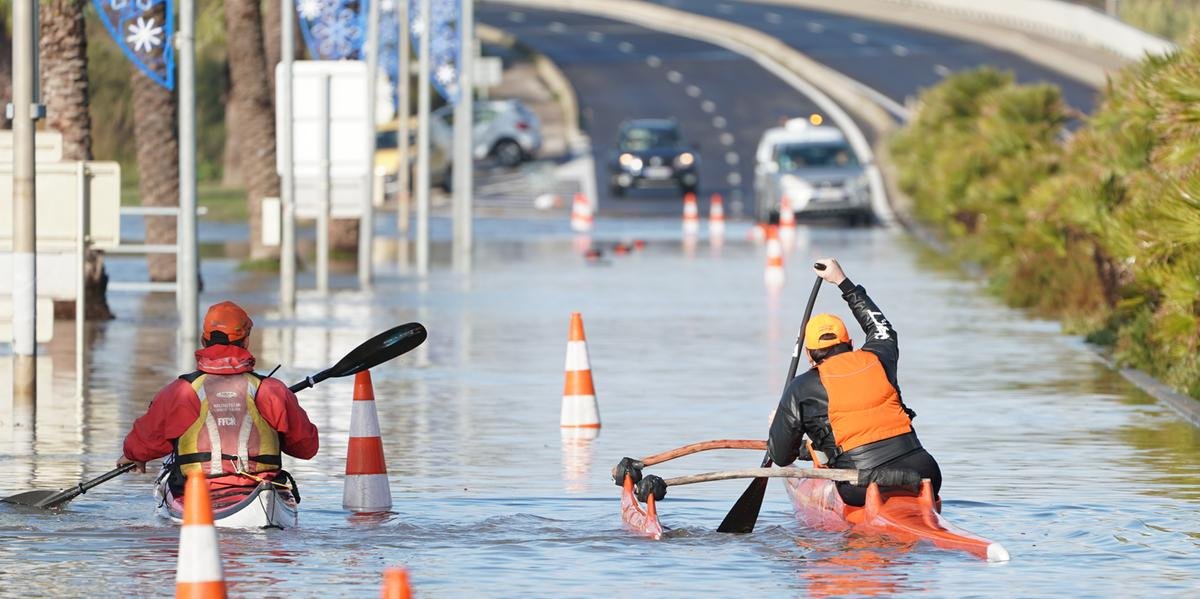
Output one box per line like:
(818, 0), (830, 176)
(717, 263), (825, 533)
(1, 322), (428, 510)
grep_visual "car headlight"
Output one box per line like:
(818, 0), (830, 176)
(619, 153), (634, 167)
(676, 152), (695, 167)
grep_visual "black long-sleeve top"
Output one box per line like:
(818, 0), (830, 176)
(767, 278), (920, 470)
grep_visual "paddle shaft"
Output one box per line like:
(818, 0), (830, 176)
(717, 263), (825, 533)
(22, 462), (138, 508)
(666, 467), (859, 487)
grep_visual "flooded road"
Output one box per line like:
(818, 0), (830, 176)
(2, 218), (1198, 596)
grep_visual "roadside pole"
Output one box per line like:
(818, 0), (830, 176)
(362, 0), (380, 287)
(317, 74), (331, 293)
(279, 0), (297, 316)
(452, 0), (474, 272)
(415, 0), (431, 275)
(177, 0), (199, 350)
(75, 163), (88, 399)
(11, 0), (37, 413)
(397, 0), (412, 253)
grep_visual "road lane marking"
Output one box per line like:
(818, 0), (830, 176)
(850, 32), (868, 44)
(701, 100), (716, 113)
(686, 85), (702, 97)
(934, 64), (952, 77)
(667, 70), (683, 83)
(618, 41), (634, 53)
(712, 115), (727, 128)
(725, 152), (739, 165)
(719, 132), (734, 146)
(891, 44), (909, 56)
(646, 55), (662, 67)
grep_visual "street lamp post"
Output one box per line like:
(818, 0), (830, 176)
(280, 0), (297, 315)
(452, 0), (474, 271)
(11, 0), (38, 414)
(415, 0), (431, 275)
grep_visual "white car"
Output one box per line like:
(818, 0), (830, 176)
(434, 99), (542, 167)
(754, 118), (872, 225)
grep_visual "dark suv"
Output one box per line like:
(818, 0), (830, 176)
(608, 119), (699, 196)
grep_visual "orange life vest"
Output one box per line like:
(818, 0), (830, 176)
(174, 373), (281, 477)
(812, 350), (912, 460)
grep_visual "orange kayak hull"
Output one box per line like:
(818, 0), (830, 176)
(785, 477), (1009, 562)
(620, 475), (664, 540)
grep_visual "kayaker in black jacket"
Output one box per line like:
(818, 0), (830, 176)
(767, 258), (941, 507)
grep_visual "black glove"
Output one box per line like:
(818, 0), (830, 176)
(635, 474), (667, 502)
(613, 457), (643, 486)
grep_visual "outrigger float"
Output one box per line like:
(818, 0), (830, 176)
(616, 439), (1009, 562)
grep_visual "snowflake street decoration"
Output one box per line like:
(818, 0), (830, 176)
(93, 0), (175, 89)
(298, 0), (368, 60)
(410, 0), (461, 104)
(378, 1), (401, 112)
(126, 16), (163, 53)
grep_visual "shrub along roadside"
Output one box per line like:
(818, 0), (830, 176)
(889, 42), (1200, 399)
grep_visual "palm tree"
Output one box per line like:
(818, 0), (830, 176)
(130, 65), (181, 283)
(225, 0), (280, 260)
(1, 10), (12, 130)
(40, 0), (113, 318)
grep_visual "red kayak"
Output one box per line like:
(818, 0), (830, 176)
(784, 477), (1009, 562)
(620, 475), (664, 539)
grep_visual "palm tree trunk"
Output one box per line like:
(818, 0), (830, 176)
(0, 11), (13, 130)
(131, 67), (181, 282)
(226, 0), (280, 260)
(40, 0), (113, 319)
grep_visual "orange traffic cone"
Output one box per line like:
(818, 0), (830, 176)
(571, 192), (593, 233)
(561, 312), (600, 439)
(176, 471), (227, 599)
(779, 194), (796, 228)
(708, 193), (725, 236)
(381, 568), (412, 599)
(764, 226), (785, 288)
(682, 192), (700, 234)
(344, 370), (392, 512)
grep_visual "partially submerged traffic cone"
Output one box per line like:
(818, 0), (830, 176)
(176, 471), (227, 599)
(561, 312), (600, 439)
(708, 193), (726, 237)
(764, 226), (785, 288)
(381, 568), (412, 599)
(570, 192), (594, 232)
(778, 195), (797, 250)
(344, 370), (392, 512)
(682, 192), (700, 235)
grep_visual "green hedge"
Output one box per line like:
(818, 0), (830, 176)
(889, 44), (1200, 399)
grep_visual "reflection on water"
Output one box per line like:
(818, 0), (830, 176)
(2, 219), (1198, 596)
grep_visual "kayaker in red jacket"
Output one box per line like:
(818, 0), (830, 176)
(767, 259), (941, 507)
(118, 301), (319, 494)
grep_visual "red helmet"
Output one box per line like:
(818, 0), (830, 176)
(202, 301), (253, 346)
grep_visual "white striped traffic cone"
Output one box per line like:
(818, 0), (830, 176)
(779, 194), (797, 228)
(176, 470), (227, 599)
(682, 192), (700, 235)
(570, 192), (594, 233)
(344, 370), (392, 512)
(708, 193), (726, 237)
(764, 226), (785, 288)
(561, 312), (600, 439)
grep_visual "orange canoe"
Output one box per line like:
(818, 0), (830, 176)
(784, 477), (1010, 562)
(620, 475), (664, 539)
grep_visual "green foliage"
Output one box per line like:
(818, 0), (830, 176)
(1119, 0), (1200, 43)
(891, 45), (1200, 400)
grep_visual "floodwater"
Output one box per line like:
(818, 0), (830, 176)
(2, 217), (1198, 597)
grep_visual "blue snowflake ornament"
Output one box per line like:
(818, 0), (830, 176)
(93, 0), (175, 90)
(410, 0), (461, 104)
(298, 0), (368, 60)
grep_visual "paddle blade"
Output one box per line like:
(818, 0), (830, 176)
(716, 477), (770, 533)
(324, 323), (427, 381)
(0, 490), (61, 508)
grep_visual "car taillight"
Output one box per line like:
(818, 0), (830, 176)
(516, 120), (529, 131)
